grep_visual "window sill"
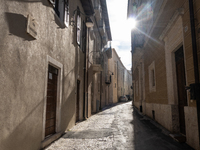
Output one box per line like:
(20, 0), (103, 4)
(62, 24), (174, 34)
(52, 11), (66, 29)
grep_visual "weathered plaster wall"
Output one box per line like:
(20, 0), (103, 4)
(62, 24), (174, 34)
(109, 49), (119, 103)
(0, 0), (86, 149)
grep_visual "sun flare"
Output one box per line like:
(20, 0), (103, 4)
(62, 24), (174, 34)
(127, 18), (137, 30)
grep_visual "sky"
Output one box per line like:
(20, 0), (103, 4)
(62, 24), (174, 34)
(107, 0), (132, 70)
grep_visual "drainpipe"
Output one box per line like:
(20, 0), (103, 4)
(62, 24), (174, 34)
(84, 24), (90, 119)
(86, 27), (90, 118)
(188, 0), (200, 144)
(83, 42), (86, 119)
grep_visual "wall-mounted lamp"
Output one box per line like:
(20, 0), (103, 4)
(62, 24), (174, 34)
(108, 70), (114, 75)
(86, 17), (94, 28)
(71, 8), (94, 28)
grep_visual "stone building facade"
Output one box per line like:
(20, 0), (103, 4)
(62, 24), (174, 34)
(108, 48), (132, 103)
(0, 0), (111, 149)
(128, 0), (200, 149)
(108, 49), (118, 103)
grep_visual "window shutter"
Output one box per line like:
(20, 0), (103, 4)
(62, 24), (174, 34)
(49, 0), (59, 17)
(64, 0), (69, 27)
(81, 21), (86, 52)
(77, 14), (81, 45)
(54, 0), (60, 17)
(49, 0), (55, 5)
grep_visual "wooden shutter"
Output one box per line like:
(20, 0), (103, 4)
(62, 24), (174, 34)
(64, 0), (69, 27)
(49, 0), (55, 5)
(81, 21), (86, 52)
(77, 13), (81, 45)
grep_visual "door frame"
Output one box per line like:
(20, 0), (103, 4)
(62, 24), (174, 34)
(42, 56), (63, 142)
(175, 46), (188, 134)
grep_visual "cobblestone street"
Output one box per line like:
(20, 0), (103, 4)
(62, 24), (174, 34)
(45, 102), (193, 150)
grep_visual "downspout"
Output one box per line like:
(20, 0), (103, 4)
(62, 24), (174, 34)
(86, 27), (90, 118)
(83, 42), (86, 119)
(188, 0), (200, 144)
(84, 22), (90, 119)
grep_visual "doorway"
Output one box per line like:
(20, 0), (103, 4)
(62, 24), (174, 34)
(45, 65), (58, 137)
(76, 80), (80, 122)
(175, 46), (187, 135)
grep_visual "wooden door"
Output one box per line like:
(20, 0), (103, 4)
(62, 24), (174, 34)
(175, 46), (187, 135)
(45, 65), (58, 137)
(76, 80), (80, 122)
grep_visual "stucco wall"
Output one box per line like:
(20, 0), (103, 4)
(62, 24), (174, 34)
(0, 0), (86, 149)
(133, 101), (140, 109)
(109, 49), (131, 102)
(109, 49), (119, 103)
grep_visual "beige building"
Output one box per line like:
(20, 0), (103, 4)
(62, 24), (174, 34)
(0, 0), (111, 149)
(128, 0), (200, 149)
(124, 70), (133, 97)
(108, 48), (132, 103)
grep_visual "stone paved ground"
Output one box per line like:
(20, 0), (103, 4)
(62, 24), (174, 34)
(45, 102), (194, 150)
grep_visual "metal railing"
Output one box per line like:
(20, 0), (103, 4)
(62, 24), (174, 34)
(88, 51), (104, 68)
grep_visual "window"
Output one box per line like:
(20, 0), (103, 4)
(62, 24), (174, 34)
(136, 80), (138, 96)
(77, 9), (81, 45)
(80, 21), (86, 52)
(64, 0), (69, 27)
(49, 0), (69, 27)
(148, 61), (156, 92)
(152, 69), (155, 86)
(98, 82), (100, 92)
(115, 63), (117, 78)
(51, 0), (60, 17)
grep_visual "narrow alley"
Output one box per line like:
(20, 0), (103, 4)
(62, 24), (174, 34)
(45, 102), (193, 150)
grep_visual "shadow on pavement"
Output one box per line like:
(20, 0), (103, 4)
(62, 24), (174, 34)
(131, 106), (194, 150)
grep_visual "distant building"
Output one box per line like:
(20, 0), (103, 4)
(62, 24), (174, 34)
(108, 48), (132, 103)
(128, 0), (200, 149)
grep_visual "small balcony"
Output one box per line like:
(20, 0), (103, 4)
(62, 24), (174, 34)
(104, 46), (112, 59)
(89, 51), (103, 73)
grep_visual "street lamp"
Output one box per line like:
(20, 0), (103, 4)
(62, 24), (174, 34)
(71, 8), (94, 28)
(86, 17), (94, 28)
